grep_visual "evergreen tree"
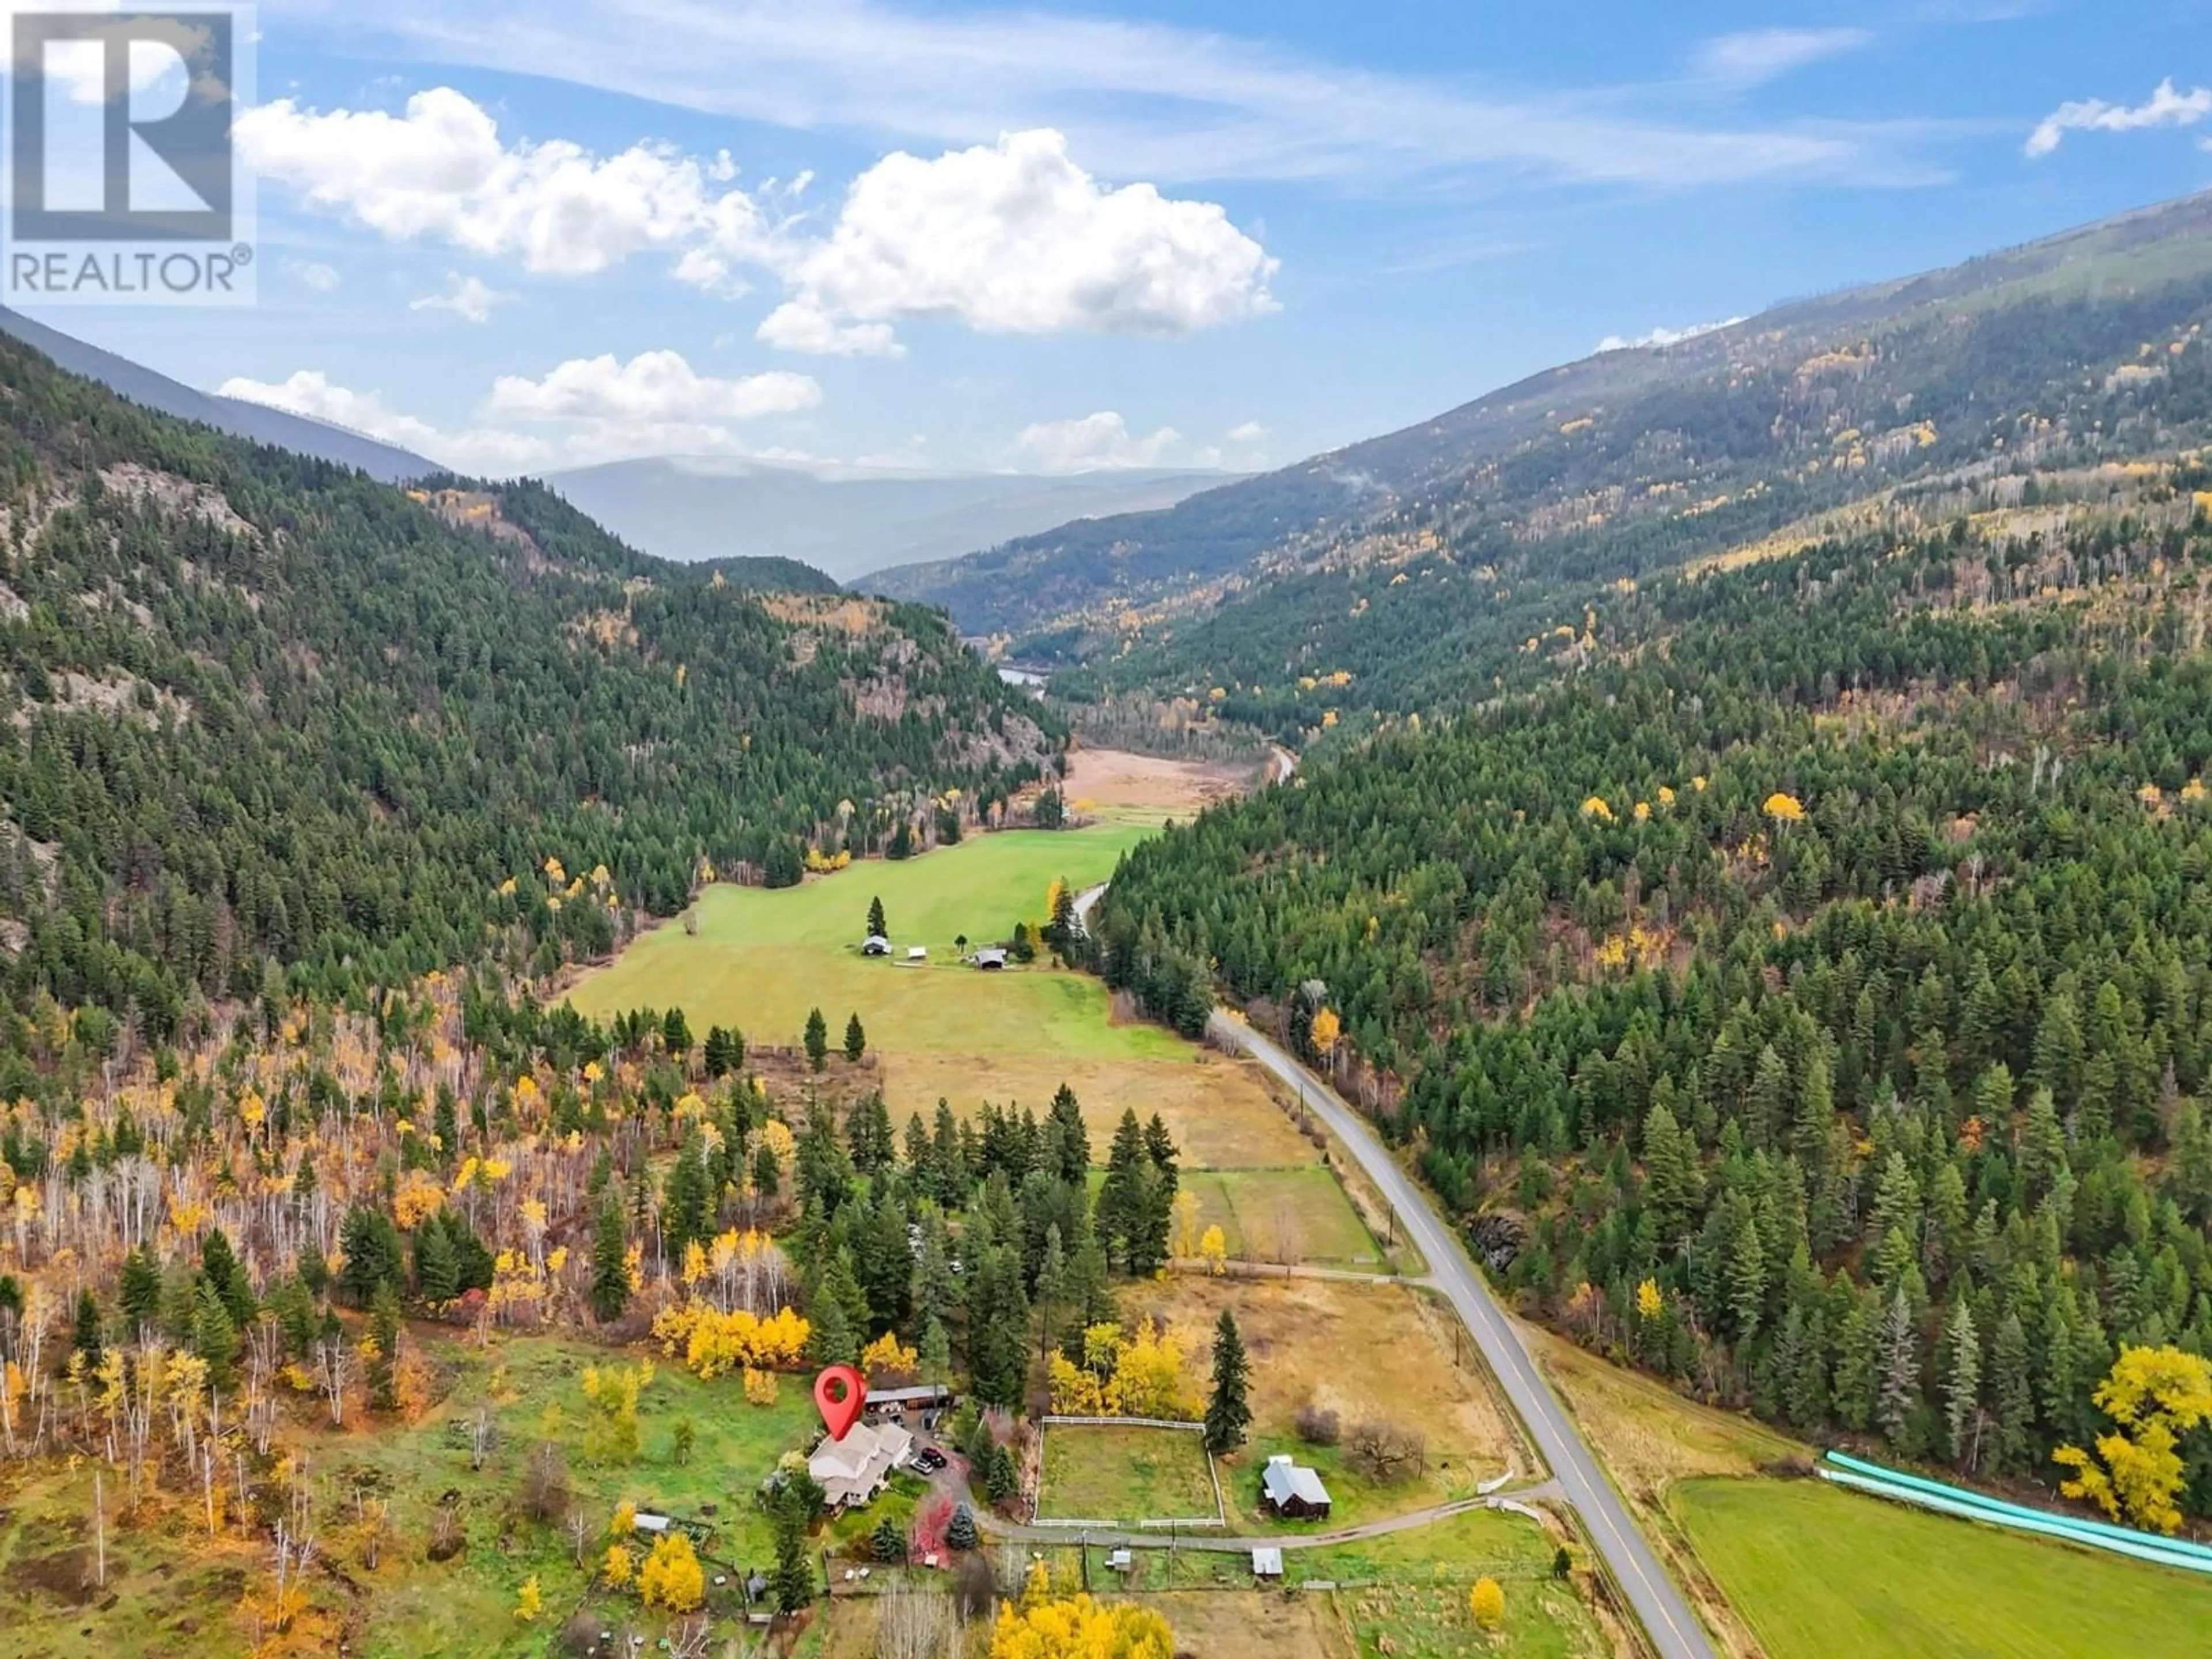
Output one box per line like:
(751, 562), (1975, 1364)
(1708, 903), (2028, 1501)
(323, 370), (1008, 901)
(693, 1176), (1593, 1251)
(920, 1316), (953, 1383)
(703, 1024), (743, 1078)
(804, 1007), (830, 1071)
(415, 1214), (460, 1304)
(1942, 1297), (1982, 1468)
(843, 1012), (867, 1063)
(71, 1287), (103, 1365)
(772, 1509), (816, 1611)
(192, 1281), (240, 1389)
(964, 1244), (1031, 1409)
(985, 1441), (1019, 1503)
(118, 1244), (161, 1336)
(661, 1006), (692, 1060)
(1045, 1083), (1089, 1183)
(338, 1204), (405, 1305)
(847, 1092), (895, 1175)
(1878, 1286), (1921, 1442)
(871, 1514), (905, 1563)
(806, 1294), (858, 1367)
(945, 1502), (978, 1551)
(663, 1129), (713, 1259)
(202, 1228), (256, 1328)
(367, 1283), (402, 1411)
(589, 1196), (631, 1323)
(1097, 1109), (1149, 1271)
(867, 896), (887, 939)
(1034, 1225), (1067, 1357)
(1987, 1310), (2036, 1475)
(1205, 1310), (1252, 1453)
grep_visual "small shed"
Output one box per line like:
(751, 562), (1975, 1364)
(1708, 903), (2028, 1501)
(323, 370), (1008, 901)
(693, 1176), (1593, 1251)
(906, 945), (928, 961)
(1107, 1548), (1134, 1574)
(862, 934), (891, 956)
(1251, 1546), (1283, 1580)
(1260, 1455), (1332, 1521)
(972, 947), (1008, 971)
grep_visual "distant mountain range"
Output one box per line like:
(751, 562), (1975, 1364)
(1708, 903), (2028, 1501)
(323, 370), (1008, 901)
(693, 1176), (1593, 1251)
(876, 189), (2212, 696)
(0, 308), (439, 482)
(541, 456), (1237, 584)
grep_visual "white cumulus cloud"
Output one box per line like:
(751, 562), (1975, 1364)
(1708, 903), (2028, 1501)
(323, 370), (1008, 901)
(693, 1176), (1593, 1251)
(411, 272), (510, 323)
(1014, 411), (1180, 473)
(1225, 421), (1267, 444)
(235, 87), (775, 276)
(235, 92), (1277, 355)
(768, 130), (1277, 351)
(483, 351), (820, 423)
(2027, 78), (2212, 157)
(756, 301), (905, 358)
(223, 350), (822, 476)
(217, 369), (554, 475)
(282, 258), (340, 291)
(1594, 316), (1744, 354)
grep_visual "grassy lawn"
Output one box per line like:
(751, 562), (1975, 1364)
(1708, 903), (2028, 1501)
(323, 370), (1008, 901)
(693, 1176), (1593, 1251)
(566, 826), (1168, 1058)
(1532, 1328), (1800, 1658)
(1674, 1477), (2212, 1659)
(566, 823), (1319, 1171)
(1036, 1424), (1221, 1524)
(1183, 1166), (1384, 1267)
(801, 1508), (1611, 1657)
(1334, 1580), (1607, 1659)
(1131, 1275), (1517, 1527)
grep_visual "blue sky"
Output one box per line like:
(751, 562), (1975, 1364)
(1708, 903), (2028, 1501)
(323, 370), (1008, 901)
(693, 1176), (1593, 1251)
(27, 0), (2212, 477)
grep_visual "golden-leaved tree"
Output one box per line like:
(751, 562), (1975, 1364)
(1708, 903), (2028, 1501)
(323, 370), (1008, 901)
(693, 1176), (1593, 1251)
(2054, 1345), (2212, 1534)
(988, 1593), (1173, 1659)
(638, 1532), (706, 1612)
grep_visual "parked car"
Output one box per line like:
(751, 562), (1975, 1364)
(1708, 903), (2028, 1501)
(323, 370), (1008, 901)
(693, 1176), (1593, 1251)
(913, 1448), (948, 1473)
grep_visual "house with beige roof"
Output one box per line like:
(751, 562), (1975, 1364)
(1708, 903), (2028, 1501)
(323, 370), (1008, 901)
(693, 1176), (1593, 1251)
(808, 1419), (915, 1512)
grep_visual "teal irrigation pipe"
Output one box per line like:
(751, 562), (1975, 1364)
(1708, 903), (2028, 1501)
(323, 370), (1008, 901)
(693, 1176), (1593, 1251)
(1824, 1450), (2212, 1566)
(1818, 1467), (2212, 1575)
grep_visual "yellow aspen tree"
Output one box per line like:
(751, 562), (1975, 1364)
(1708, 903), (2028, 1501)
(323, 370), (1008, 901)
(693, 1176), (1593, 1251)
(1199, 1226), (1229, 1276)
(1471, 1576), (1505, 1629)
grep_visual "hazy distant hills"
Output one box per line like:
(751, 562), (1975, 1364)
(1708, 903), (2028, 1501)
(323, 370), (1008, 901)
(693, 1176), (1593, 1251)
(0, 308), (438, 482)
(541, 455), (1237, 584)
(878, 190), (2212, 663)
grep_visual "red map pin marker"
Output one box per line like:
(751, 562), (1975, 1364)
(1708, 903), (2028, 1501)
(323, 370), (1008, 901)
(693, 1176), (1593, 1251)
(814, 1364), (866, 1442)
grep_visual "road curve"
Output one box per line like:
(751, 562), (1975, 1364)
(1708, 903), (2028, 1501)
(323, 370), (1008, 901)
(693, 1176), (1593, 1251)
(1211, 1016), (1717, 1659)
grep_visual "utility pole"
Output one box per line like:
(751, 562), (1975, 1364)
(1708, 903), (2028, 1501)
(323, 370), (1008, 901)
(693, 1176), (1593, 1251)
(1080, 1532), (1090, 1592)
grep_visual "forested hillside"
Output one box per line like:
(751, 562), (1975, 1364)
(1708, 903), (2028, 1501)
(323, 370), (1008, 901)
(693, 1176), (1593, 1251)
(1095, 494), (2212, 1510)
(0, 334), (1056, 1050)
(890, 191), (2212, 728)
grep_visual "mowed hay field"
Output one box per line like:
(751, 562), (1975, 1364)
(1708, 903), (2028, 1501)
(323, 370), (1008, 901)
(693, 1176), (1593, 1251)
(1536, 1328), (2212, 1659)
(565, 812), (1317, 1171)
(1675, 1478), (2212, 1659)
(1036, 1423), (1222, 1523)
(1060, 746), (1260, 816)
(799, 1588), (1357, 1659)
(1132, 1275), (1516, 1525)
(1180, 1166), (1384, 1268)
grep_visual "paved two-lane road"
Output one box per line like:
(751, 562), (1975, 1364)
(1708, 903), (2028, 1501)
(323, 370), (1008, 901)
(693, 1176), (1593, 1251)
(1213, 1015), (1717, 1659)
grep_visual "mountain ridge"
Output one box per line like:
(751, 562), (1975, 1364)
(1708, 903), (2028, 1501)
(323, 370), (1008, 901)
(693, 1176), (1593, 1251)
(0, 308), (440, 482)
(877, 188), (2212, 674)
(543, 454), (1238, 583)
